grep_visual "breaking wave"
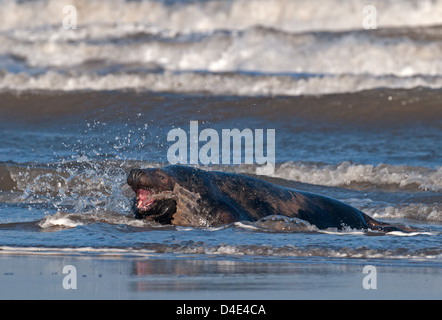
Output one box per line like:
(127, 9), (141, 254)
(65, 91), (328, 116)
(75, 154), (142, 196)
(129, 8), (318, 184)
(1, 0), (442, 95)
(2, 70), (442, 95)
(2, 0), (442, 33)
(269, 161), (442, 192)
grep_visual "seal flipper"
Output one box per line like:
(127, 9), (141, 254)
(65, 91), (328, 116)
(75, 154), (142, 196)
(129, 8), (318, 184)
(363, 213), (416, 233)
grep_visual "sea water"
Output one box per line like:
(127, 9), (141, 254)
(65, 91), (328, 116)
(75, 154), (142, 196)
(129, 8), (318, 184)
(0, 0), (441, 299)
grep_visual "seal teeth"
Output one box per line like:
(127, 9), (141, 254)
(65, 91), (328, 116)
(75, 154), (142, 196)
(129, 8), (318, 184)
(136, 188), (154, 211)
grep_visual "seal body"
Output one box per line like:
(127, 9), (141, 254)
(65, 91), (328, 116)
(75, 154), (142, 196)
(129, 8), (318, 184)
(127, 165), (408, 232)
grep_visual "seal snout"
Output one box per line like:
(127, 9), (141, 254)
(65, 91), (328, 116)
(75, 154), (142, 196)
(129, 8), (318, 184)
(127, 169), (144, 187)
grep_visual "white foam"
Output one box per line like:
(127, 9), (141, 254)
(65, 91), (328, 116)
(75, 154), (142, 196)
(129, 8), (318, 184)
(1, 0), (441, 33)
(2, 70), (442, 95)
(1, 1), (442, 95)
(0, 243), (440, 261)
(37, 210), (152, 229)
(175, 226), (196, 231)
(234, 222), (259, 230)
(3, 26), (442, 77)
(0, 245), (158, 257)
(370, 204), (442, 222)
(38, 212), (83, 229)
(319, 229), (366, 236)
(386, 231), (435, 236)
(210, 245), (242, 255)
(269, 162), (442, 192)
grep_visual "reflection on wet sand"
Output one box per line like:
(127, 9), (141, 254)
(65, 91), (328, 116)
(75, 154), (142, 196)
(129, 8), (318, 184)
(131, 258), (356, 293)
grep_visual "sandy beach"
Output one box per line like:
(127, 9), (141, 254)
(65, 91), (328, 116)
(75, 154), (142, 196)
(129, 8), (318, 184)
(1, 250), (441, 300)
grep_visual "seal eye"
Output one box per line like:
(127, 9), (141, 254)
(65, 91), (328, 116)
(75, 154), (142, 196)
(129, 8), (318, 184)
(159, 175), (165, 180)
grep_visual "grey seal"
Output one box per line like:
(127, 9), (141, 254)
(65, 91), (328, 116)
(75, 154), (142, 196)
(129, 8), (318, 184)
(127, 165), (413, 232)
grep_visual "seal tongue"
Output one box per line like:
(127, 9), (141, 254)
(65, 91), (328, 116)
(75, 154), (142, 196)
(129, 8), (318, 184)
(136, 189), (154, 210)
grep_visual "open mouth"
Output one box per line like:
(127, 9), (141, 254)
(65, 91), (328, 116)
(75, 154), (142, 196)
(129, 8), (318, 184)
(132, 188), (177, 223)
(135, 188), (155, 211)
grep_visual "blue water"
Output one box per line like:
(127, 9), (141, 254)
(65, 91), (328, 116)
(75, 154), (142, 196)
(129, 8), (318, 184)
(0, 90), (441, 262)
(0, 1), (441, 298)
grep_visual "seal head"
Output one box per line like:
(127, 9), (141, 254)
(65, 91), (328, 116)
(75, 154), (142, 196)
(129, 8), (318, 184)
(127, 166), (239, 226)
(127, 168), (177, 223)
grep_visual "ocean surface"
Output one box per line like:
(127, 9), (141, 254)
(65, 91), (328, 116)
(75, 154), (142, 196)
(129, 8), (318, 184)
(0, 0), (441, 297)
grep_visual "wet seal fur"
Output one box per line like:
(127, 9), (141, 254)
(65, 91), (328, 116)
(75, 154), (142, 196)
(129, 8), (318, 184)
(127, 165), (414, 232)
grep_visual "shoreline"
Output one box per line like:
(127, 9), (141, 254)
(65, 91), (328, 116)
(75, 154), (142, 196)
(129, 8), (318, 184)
(1, 250), (441, 300)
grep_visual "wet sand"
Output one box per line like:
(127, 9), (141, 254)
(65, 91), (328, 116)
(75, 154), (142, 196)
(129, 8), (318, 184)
(0, 252), (440, 300)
